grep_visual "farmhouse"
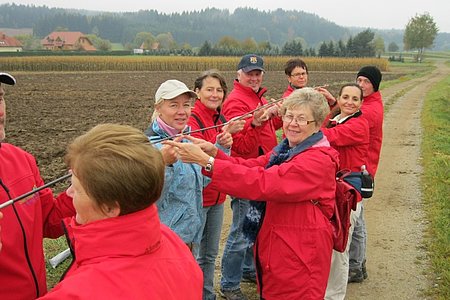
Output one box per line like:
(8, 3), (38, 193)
(0, 32), (23, 52)
(41, 31), (96, 51)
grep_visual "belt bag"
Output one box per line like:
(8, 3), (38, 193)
(345, 172), (374, 198)
(360, 173), (374, 198)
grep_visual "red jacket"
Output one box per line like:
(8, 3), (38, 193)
(209, 138), (338, 299)
(361, 91), (384, 176)
(0, 143), (75, 300)
(188, 100), (227, 206)
(322, 112), (370, 172)
(40, 205), (203, 300)
(282, 84), (295, 98)
(222, 80), (282, 159)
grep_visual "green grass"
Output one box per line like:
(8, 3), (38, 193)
(44, 237), (72, 289)
(421, 73), (450, 299)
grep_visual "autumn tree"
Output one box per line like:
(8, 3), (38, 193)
(388, 42), (400, 52)
(373, 36), (385, 57)
(403, 13), (438, 62)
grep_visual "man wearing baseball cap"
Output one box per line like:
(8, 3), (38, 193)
(219, 55), (283, 300)
(0, 72), (75, 299)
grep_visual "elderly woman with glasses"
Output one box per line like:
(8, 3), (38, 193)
(165, 88), (339, 299)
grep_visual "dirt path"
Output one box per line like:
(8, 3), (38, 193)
(345, 61), (448, 299)
(217, 60), (448, 299)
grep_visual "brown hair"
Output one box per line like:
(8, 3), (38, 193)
(284, 58), (309, 76)
(65, 123), (165, 215)
(194, 69), (228, 100)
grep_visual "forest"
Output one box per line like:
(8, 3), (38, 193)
(0, 3), (449, 52)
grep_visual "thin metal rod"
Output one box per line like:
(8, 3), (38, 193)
(151, 97), (285, 144)
(0, 173), (71, 209)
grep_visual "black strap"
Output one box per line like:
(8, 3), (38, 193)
(191, 112), (227, 130)
(191, 113), (206, 129)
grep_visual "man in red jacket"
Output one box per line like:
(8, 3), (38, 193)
(220, 54), (282, 300)
(0, 72), (75, 300)
(348, 66), (383, 284)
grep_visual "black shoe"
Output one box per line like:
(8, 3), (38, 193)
(348, 268), (364, 283)
(362, 259), (368, 279)
(242, 273), (257, 284)
(219, 289), (248, 300)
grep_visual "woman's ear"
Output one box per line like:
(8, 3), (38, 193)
(102, 202), (121, 218)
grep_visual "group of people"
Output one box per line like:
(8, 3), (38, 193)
(0, 54), (383, 300)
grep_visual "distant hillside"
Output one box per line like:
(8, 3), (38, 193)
(0, 3), (448, 50)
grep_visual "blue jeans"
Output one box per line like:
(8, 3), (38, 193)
(349, 201), (367, 270)
(220, 197), (255, 291)
(197, 204), (224, 300)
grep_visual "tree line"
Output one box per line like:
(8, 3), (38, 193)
(0, 4), (440, 59)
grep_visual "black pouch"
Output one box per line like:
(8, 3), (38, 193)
(360, 173), (374, 198)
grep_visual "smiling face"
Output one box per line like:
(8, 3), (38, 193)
(283, 105), (318, 147)
(287, 66), (308, 88)
(196, 76), (225, 111)
(156, 93), (192, 132)
(237, 69), (264, 92)
(0, 85), (5, 141)
(337, 85), (363, 118)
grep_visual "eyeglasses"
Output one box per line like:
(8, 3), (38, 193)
(282, 115), (316, 126)
(290, 72), (307, 78)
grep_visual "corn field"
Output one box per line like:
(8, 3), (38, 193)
(0, 56), (389, 72)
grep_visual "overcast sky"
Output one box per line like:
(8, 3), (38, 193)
(3, 0), (450, 32)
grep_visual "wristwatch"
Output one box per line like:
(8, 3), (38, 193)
(205, 156), (215, 172)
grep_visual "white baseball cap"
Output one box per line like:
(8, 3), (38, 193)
(154, 80), (196, 104)
(0, 72), (16, 85)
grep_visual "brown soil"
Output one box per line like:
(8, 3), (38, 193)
(4, 65), (439, 299)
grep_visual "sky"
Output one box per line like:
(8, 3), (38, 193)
(3, 0), (450, 32)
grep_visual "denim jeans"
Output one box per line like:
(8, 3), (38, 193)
(220, 197), (256, 291)
(196, 204), (224, 300)
(349, 201), (367, 270)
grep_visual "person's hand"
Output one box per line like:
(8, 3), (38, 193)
(0, 211), (3, 252)
(216, 131), (233, 149)
(163, 139), (210, 166)
(183, 135), (218, 157)
(222, 118), (245, 134)
(315, 86), (337, 106)
(251, 105), (267, 127)
(160, 143), (179, 166)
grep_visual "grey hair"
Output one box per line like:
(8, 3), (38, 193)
(281, 88), (330, 126)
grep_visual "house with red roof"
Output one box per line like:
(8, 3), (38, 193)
(0, 32), (23, 52)
(41, 31), (96, 51)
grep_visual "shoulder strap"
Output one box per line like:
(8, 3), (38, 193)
(219, 114), (227, 123)
(190, 112), (205, 129)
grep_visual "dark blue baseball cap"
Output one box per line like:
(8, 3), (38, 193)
(237, 54), (264, 73)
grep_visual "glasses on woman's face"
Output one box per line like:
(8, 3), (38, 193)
(290, 72), (307, 78)
(282, 114), (315, 126)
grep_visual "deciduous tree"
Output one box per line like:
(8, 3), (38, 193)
(403, 13), (438, 62)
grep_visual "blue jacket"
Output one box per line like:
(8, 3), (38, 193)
(146, 121), (208, 244)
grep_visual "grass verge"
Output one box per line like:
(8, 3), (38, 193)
(421, 72), (450, 299)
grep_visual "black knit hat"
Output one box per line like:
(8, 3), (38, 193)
(357, 66), (382, 92)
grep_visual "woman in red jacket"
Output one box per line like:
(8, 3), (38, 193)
(188, 70), (244, 300)
(39, 124), (203, 300)
(321, 83), (369, 300)
(167, 88), (339, 300)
